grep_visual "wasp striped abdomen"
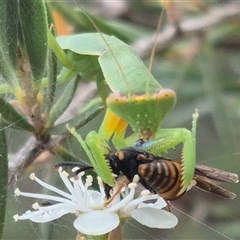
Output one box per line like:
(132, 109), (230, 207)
(138, 160), (185, 201)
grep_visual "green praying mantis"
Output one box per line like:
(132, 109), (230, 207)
(50, 30), (199, 198)
(47, 2), (201, 199)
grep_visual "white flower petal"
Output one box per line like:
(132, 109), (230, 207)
(122, 194), (160, 214)
(138, 197), (167, 209)
(74, 211), (119, 235)
(87, 191), (105, 209)
(18, 208), (71, 223)
(130, 208), (178, 229)
(152, 198), (167, 209)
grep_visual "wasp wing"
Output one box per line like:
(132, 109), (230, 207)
(195, 164), (238, 183)
(194, 175), (236, 199)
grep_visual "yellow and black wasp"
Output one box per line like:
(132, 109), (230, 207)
(108, 147), (238, 200)
(56, 146), (238, 201)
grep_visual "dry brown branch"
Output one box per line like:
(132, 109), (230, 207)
(132, 2), (240, 57)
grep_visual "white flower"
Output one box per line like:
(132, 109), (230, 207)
(13, 167), (178, 236)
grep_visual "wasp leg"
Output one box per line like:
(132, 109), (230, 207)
(103, 183), (113, 200)
(105, 177), (130, 206)
(166, 200), (172, 212)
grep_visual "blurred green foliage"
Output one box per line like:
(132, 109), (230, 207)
(2, 0), (240, 239)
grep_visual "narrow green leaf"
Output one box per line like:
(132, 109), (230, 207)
(44, 2), (58, 112)
(46, 104), (103, 135)
(0, 46), (19, 86)
(45, 50), (57, 112)
(41, 67), (78, 89)
(0, 84), (13, 95)
(45, 2), (55, 29)
(0, 98), (34, 132)
(0, 0), (19, 88)
(0, 0), (18, 69)
(56, 66), (79, 85)
(18, 0), (48, 89)
(47, 77), (78, 127)
(45, 37), (58, 112)
(0, 122), (7, 239)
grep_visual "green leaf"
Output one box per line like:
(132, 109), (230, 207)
(0, 98), (34, 132)
(47, 77), (78, 127)
(44, 49), (57, 112)
(0, 46), (19, 86)
(0, 122), (7, 239)
(44, 31), (58, 113)
(0, 84), (12, 95)
(18, 0), (48, 89)
(46, 104), (103, 135)
(56, 66), (79, 84)
(0, 0), (18, 69)
(44, 3), (58, 112)
(0, 0), (19, 86)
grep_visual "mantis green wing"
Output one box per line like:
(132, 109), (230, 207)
(57, 33), (176, 139)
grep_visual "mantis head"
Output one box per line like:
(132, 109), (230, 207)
(107, 89), (176, 140)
